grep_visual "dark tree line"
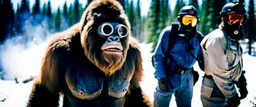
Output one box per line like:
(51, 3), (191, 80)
(0, 0), (255, 54)
(146, 0), (256, 53)
(0, 0), (87, 44)
(0, 0), (14, 43)
(247, 0), (255, 55)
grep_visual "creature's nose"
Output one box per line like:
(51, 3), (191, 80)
(107, 36), (120, 42)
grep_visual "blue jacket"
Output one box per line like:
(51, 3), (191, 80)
(153, 26), (203, 80)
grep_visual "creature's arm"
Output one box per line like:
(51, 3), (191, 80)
(124, 38), (152, 107)
(27, 35), (70, 107)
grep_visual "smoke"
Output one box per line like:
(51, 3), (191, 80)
(0, 20), (56, 80)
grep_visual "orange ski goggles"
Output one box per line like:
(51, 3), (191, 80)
(228, 13), (245, 24)
(182, 15), (198, 27)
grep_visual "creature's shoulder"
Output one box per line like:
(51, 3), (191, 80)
(46, 23), (81, 57)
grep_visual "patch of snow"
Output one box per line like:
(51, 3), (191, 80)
(0, 42), (255, 107)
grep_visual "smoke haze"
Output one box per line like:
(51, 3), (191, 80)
(0, 21), (56, 80)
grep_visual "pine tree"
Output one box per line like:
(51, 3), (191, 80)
(0, 0), (15, 43)
(32, 0), (42, 25)
(173, 0), (185, 21)
(146, 0), (156, 45)
(159, 0), (171, 31)
(55, 7), (61, 32)
(63, 2), (68, 18)
(198, 0), (204, 33)
(32, 0), (40, 16)
(247, 0), (255, 55)
(199, 0), (206, 34)
(69, 4), (74, 26)
(46, 1), (52, 19)
(46, 1), (53, 32)
(199, 0), (213, 35)
(6, 0), (15, 36)
(189, 0), (199, 10)
(73, 0), (80, 24)
(127, 0), (135, 36)
(15, 3), (20, 33)
(16, 0), (30, 34)
(212, 0), (226, 29)
(62, 1), (69, 29)
(141, 16), (147, 42)
(42, 3), (47, 17)
(146, 0), (161, 52)
(135, 0), (142, 41)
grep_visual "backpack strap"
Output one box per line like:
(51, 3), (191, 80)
(165, 22), (180, 58)
(151, 22), (180, 68)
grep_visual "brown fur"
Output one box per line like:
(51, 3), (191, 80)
(27, 0), (152, 107)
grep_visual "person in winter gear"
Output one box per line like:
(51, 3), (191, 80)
(152, 5), (204, 107)
(200, 2), (248, 107)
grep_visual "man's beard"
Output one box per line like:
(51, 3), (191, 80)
(180, 24), (197, 40)
(223, 21), (243, 41)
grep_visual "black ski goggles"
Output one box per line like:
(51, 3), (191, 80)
(98, 22), (129, 38)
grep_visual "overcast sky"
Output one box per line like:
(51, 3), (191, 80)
(10, 0), (202, 16)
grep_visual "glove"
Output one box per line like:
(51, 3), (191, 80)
(239, 86), (248, 99)
(237, 71), (248, 99)
(226, 94), (240, 107)
(158, 77), (170, 91)
(192, 68), (199, 85)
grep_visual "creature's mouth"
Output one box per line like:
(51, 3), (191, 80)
(102, 45), (123, 52)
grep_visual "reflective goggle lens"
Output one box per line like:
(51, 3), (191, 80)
(98, 23), (128, 38)
(117, 25), (128, 38)
(98, 23), (114, 37)
(182, 15), (198, 27)
(228, 13), (244, 24)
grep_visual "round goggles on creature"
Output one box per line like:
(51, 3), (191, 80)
(227, 13), (245, 24)
(181, 15), (198, 27)
(98, 22), (129, 38)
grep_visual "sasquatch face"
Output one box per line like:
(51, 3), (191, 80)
(79, 0), (131, 76)
(98, 22), (128, 63)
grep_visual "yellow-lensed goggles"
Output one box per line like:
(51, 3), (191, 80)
(228, 13), (245, 24)
(182, 15), (198, 27)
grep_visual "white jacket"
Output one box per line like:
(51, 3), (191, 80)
(200, 27), (243, 98)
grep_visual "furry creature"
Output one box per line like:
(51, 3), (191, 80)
(26, 0), (152, 107)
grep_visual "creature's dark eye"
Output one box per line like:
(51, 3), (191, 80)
(98, 23), (114, 37)
(117, 25), (128, 38)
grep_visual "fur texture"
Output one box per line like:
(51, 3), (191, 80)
(27, 0), (152, 107)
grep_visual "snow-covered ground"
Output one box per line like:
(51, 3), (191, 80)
(0, 41), (256, 107)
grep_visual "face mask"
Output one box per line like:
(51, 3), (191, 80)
(180, 23), (197, 40)
(223, 17), (243, 40)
